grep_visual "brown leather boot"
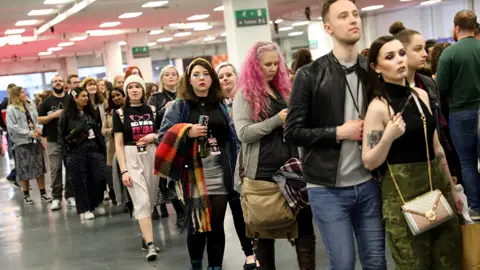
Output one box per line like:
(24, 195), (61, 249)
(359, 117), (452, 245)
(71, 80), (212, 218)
(295, 235), (316, 270)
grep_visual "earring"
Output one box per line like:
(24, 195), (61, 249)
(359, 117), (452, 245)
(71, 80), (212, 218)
(377, 73), (381, 78)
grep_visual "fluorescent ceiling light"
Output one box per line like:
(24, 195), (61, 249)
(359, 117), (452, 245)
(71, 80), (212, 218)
(86, 29), (118, 36)
(5, 29), (25, 35)
(37, 0), (97, 35)
(0, 38), (5, 47)
(29, 9), (55, 16)
(361, 5), (384, 11)
(149, 29), (164, 35)
(203, 36), (215, 41)
(70, 36), (87, 41)
(7, 35), (23, 45)
(220, 32), (226, 37)
(214, 6), (224, 11)
(58, 41), (74, 47)
(38, 51), (52, 56)
(118, 41), (127, 46)
(48, 47), (62, 51)
(142, 1), (169, 8)
(157, 37), (173, 42)
(169, 22), (209, 29)
(194, 25), (213, 31)
(187, 14), (209, 21)
(148, 42), (157, 46)
(292, 21), (310, 27)
(43, 0), (71, 4)
(16, 20), (41, 26)
(420, 0), (441, 5)
(119, 12), (143, 19)
(99, 22), (121, 27)
(275, 19), (283, 23)
(400, 0), (414, 1)
(279, 26), (293, 31)
(174, 32), (192, 37)
(288, 31), (304, 36)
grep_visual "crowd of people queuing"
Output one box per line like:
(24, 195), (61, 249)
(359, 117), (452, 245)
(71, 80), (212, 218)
(1, 0), (479, 269)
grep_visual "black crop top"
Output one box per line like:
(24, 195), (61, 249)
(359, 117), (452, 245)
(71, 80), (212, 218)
(385, 83), (436, 164)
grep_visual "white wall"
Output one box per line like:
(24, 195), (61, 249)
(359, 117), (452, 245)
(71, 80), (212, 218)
(363, 0), (473, 46)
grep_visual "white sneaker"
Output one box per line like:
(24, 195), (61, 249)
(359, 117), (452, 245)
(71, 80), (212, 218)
(95, 203), (106, 216)
(50, 199), (61, 211)
(84, 211), (95, 220)
(103, 191), (110, 201)
(66, 197), (76, 207)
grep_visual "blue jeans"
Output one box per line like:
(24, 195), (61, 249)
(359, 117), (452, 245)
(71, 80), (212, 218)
(308, 179), (386, 270)
(449, 109), (480, 211)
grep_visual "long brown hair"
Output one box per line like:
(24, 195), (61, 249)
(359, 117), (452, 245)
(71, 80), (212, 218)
(9, 86), (27, 112)
(177, 58), (223, 104)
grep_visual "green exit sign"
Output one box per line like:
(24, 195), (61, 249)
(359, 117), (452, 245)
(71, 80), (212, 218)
(235, 8), (268, 27)
(132, 46), (150, 59)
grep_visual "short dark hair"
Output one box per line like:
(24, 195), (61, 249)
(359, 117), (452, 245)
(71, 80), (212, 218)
(292, 48), (313, 74)
(430, 42), (451, 75)
(178, 58), (223, 104)
(454, 10), (477, 31)
(321, 0), (354, 22)
(67, 74), (79, 84)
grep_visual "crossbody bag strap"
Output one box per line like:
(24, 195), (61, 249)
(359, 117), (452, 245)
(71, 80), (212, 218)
(387, 92), (433, 205)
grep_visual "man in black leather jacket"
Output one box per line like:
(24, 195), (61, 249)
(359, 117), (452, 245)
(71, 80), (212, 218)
(284, 1), (387, 269)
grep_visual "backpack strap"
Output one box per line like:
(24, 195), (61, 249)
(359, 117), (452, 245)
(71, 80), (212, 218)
(115, 108), (124, 124)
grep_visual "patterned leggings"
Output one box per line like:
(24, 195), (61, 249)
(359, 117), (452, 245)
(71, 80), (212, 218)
(65, 141), (106, 214)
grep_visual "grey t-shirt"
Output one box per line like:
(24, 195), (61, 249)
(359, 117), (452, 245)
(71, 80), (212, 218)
(308, 61), (371, 188)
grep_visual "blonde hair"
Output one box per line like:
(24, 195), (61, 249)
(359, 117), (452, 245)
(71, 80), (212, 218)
(158, 65), (179, 92)
(9, 86), (26, 112)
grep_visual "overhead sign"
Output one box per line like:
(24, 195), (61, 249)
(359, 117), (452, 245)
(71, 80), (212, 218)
(309, 40), (318, 49)
(235, 8), (268, 27)
(132, 46), (150, 58)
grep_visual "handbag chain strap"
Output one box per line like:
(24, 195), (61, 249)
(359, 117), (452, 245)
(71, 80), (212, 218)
(387, 92), (433, 205)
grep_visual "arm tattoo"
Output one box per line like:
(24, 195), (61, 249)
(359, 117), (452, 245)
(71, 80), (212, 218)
(437, 152), (446, 161)
(367, 130), (383, 148)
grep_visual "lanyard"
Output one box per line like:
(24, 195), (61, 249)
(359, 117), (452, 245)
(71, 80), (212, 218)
(332, 54), (364, 119)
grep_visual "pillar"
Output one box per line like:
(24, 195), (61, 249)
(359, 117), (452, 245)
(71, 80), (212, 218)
(307, 20), (333, 61)
(103, 41), (123, 82)
(126, 33), (154, 82)
(58, 56), (78, 79)
(223, 0), (272, 69)
(174, 58), (184, 76)
(281, 38), (293, 67)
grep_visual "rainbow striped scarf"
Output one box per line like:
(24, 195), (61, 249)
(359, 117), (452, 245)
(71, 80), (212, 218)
(154, 123), (212, 233)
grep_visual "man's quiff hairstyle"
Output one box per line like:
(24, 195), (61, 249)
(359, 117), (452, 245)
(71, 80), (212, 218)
(321, 0), (355, 23)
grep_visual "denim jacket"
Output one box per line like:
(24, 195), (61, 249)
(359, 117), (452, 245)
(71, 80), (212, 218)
(158, 100), (239, 193)
(6, 102), (42, 148)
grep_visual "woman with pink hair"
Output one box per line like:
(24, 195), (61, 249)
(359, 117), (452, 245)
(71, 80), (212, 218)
(232, 41), (316, 270)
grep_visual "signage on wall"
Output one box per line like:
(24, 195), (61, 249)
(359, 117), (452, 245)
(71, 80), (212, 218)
(309, 40), (318, 49)
(132, 46), (150, 58)
(235, 8), (268, 27)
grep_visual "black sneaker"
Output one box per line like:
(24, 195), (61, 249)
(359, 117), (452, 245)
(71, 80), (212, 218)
(6, 177), (19, 188)
(24, 195), (34, 205)
(142, 238), (160, 252)
(145, 243), (158, 261)
(41, 194), (53, 203)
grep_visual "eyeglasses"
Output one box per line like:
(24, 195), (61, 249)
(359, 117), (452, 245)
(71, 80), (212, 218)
(192, 73), (210, 80)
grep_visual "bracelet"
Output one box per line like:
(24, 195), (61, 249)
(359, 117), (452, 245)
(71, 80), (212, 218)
(121, 170), (128, 175)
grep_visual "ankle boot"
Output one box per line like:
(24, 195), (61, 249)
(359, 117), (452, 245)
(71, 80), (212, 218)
(160, 203), (169, 218)
(190, 260), (203, 270)
(255, 239), (276, 270)
(294, 235), (316, 270)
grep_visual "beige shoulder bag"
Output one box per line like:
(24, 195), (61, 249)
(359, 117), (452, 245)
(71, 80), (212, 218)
(387, 93), (454, 236)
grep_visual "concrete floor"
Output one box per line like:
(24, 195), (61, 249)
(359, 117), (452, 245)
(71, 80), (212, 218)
(0, 155), (395, 270)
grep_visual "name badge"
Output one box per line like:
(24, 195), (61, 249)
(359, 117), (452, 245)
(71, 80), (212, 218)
(136, 142), (147, 155)
(88, 129), (95, 139)
(208, 137), (221, 156)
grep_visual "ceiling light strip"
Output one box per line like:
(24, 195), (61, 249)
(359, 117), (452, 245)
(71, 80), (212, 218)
(36, 0), (97, 36)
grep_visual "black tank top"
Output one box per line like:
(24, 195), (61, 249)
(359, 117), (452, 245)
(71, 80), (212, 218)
(385, 82), (436, 164)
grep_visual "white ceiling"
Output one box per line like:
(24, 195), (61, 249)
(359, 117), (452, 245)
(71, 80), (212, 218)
(0, 0), (445, 60)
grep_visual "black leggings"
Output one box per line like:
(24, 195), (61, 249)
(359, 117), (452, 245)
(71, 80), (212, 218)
(187, 195), (228, 267)
(229, 195), (254, 257)
(256, 206), (315, 270)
